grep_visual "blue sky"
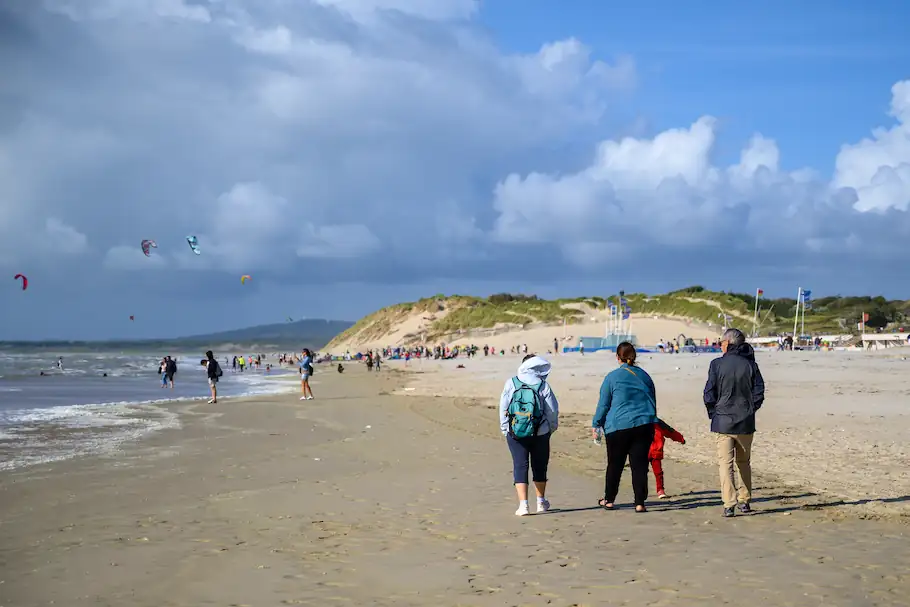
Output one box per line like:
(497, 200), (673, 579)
(0, 0), (908, 340)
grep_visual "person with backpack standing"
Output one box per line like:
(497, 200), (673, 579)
(499, 354), (560, 516)
(203, 350), (222, 404)
(591, 342), (658, 513)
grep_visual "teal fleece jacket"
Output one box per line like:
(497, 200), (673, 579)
(592, 363), (658, 435)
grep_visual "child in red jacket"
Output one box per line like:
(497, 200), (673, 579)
(651, 419), (685, 498)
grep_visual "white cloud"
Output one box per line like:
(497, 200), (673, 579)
(833, 80), (910, 212)
(43, 0), (211, 23)
(45, 218), (88, 255)
(491, 80), (910, 264)
(298, 224), (382, 258)
(311, 0), (478, 21)
(102, 245), (169, 270)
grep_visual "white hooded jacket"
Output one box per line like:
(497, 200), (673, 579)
(499, 356), (559, 436)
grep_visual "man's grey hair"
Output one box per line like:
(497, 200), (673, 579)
(721, 328), (746, 346)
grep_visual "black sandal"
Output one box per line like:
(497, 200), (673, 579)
(598, 498), (615, 510)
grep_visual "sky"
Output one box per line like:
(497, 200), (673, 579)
(1, 0), (909, 340)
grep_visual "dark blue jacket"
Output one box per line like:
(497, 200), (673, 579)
(592, 363), (658, 435)
(703, 343), (765, 434)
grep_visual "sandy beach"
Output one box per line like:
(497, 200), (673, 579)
(1, 359), (909, 606)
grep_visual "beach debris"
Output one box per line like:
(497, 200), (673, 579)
(364, 425), (372, 430)
(140, 239), (157, 256)
(675, 367), (680, 371)
(241, 274), (251, 284)
(313, 458), (321, 461)
(186, 235), (201, 255)
(13, 273), (27, 290)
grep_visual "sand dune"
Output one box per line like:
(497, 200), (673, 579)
(327, 301), (721, 354)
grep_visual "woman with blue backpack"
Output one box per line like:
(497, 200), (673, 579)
(591, 342), (658, 513)
(500, 354), (560, 516)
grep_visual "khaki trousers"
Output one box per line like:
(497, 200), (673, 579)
(715, 433), (753, 508)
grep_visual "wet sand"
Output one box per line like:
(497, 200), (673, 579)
(1, 364), (908, 606)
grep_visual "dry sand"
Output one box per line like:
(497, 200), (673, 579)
(397, 349), (910, 516)
(1, 362), (908, 606)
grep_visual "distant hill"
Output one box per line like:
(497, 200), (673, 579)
(0, 319), (354, 351)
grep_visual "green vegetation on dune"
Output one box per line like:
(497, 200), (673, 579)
(325, 287), (910, 348)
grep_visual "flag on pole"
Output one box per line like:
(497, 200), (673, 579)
(757, 288), (764, 297)
(802, 289), (812, 310)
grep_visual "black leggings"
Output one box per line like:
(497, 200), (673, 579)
(603, 424), (655, 506)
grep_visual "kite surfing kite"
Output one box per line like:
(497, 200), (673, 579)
(241, 275), (251, 284)
(13, 274), (27, 291)
(186, 235), (201, 255)
(129, 315), (135, 321)
(141, 239), (157, 257)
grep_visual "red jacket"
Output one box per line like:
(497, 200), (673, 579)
(650, 420), (685, 460)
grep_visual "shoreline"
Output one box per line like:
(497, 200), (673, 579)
(0, 369), (302, 472)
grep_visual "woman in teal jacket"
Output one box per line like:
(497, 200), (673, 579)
(591, 342), (657, 512)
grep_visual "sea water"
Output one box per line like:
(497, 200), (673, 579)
(0, 349), (296, 470)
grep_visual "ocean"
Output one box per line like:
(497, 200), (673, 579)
(0, 349), (297, 471)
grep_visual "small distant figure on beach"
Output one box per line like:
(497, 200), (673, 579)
(159, 358), (168, 388)
(202, 350), (222, 404)
(500, 354), (560, 517)
(56, 357), (64, 370)
(238, 356), (246, 372)
(704, 328), (765, 518)
(165, 356), (177, 389)
(337, 363), (345, 374)
(374, 352), (381, 372)
(578, 339), (585, 356)
(650, 419), (685, 499)
(299, 349), (314, 401)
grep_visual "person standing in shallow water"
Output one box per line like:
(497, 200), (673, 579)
(592, 342), (657, 513)
(500, 354), (560, 516)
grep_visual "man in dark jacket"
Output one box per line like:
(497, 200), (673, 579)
(703, 328), (765, 517)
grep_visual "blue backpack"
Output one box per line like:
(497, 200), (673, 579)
(507, 377), (546, 438)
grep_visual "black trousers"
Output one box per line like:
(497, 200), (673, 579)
(603, 424), (655, 506)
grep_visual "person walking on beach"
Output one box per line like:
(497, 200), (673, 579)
(203, 350), (222, 404)
(703, 328), (765, 518)
(500, 354), (560, 516)
(592, 342), (657, 513)
(299, 348), (314, 401)
(158, 358), (168, 388)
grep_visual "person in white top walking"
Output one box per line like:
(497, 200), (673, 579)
(499, 355), (560, 516)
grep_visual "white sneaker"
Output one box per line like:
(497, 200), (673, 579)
(207, 399), (215, 404)
(300, 396), (307, 400)
(537, 499), (550, 513)
(657, 492), (669, 499)
(306, 396), (314, 400)
(515, 503), (530, 517)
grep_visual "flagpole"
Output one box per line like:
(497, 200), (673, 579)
(752, 288), (760, 336)
(792, 287), (802, 341)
